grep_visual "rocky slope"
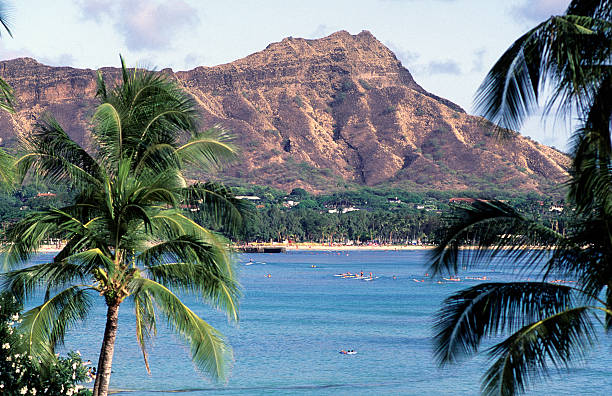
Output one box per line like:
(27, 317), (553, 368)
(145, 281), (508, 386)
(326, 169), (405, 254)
(0, 30), (569, 194)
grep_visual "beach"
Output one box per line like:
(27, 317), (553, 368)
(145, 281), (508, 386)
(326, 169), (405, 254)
(242, 243), (434, 251)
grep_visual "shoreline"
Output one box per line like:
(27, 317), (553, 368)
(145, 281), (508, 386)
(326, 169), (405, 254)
(31, 243), (552, 255)
(239, 243), (434, 251)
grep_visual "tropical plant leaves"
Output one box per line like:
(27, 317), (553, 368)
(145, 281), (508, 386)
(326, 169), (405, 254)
(131, 278), (233, 381)
(3, 57), (243, 387)
(434, 282), (573, 366)
(482, 307), (597, 396)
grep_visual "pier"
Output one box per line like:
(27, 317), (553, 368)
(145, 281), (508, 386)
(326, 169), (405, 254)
(236, 245), (287, 253)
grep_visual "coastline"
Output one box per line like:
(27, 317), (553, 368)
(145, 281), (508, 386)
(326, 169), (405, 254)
(241, 243), (434, 251)
(31, 243), (551, 255)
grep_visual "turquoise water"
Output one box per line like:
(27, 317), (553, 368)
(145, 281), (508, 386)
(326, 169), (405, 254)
(40, 250), (611, 395)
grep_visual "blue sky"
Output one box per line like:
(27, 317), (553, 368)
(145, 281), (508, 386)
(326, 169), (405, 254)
(0, 0), (573, 150)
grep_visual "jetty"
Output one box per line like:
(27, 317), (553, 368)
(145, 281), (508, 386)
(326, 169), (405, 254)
(236, 245), (286, 253)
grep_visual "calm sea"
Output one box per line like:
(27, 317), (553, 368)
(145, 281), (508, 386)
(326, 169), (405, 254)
(36, 250), (611, 395)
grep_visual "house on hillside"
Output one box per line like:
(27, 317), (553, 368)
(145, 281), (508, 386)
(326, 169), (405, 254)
(283, 200), (299, 208)
(449, 197), (475, 204)
(236, 195), (261, 200)
(36, 192), (57, 198)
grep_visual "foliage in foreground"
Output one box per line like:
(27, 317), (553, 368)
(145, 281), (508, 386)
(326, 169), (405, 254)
(0, 292), (91, 395)
(429, 1), (612, 395)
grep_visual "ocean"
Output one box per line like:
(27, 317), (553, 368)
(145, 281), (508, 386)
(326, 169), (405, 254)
(40, 250), (611, 395)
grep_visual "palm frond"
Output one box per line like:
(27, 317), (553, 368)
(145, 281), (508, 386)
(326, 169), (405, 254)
(567, 71), (612, 214)
(434, 282), (573, 366)
(130, 278), (233, 381)
(92, 102), (123, 166)
(482, 307), (597, 396)
(176, 127), (237, 171)
(474, 14), (612, 132)
(0, 1), (12, 37)
(0, 147), (15, 189)
(17, 115), (102, 188)
(95, 70), (107, 101)
(151, 211), (237, 281)
(133, 143), (181, 176)
(19, 286), (94, 361)
(151, 209), (222, 243)
(428, 200), (562, 276)
(0, 76), (14, 113)
(96, 57), (199, 169)
(139, 235), (240, 321)
(474, 21), (544, 132)
(566, 0), (612, 20)
(183, 182), (248, 235)
(2, 207), (105, 268)
(1, 261), (93, 302)
(547, 213), (612, 300)
(131, 289), (157, 373)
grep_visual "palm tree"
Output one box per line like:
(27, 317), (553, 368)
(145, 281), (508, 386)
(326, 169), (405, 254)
(0, 1), (16, 188)
(1, 58), (246, 396)
(428, 1), (611, 395)
(0, 0), (14, 113)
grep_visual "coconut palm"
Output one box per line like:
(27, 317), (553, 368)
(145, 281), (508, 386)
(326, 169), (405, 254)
(428, 1), (612, 395)
(0, 1), (16, 188)
(1, 58), (245, 396)
(429, 200), (611, 396)
(0, 0), (14, 113)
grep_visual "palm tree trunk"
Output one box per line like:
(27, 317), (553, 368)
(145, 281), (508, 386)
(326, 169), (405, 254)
(93, 302), (121, 396)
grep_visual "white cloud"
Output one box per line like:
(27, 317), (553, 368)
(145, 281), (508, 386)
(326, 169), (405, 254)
(384, 40), (420, 66)
(308, 24), (334, 39)
(470, 48), (486, 73)
(426, 59), (461, 75)
(77, 0), (109, 23)
(512, 0), (571, 22)
(77, 0), (200, 51)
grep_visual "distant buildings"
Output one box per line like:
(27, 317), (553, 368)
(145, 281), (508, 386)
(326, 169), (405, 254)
(283, 200), (300, 208)
(448, 197), (476, 204)
(235, 195), (261, 200)
(328, 207), (360, 214)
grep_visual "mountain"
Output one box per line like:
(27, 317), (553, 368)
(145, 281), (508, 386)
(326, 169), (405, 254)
(0, 30), (569, 195)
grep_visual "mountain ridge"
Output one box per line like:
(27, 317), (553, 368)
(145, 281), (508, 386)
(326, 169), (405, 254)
(0, 30), (569, 195)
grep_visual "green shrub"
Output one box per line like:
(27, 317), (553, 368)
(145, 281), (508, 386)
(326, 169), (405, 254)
(340, 79), (356, 92)
(0, 292), (92, 395)
(381, 105), (397, 115)
(293, 95), (304, 108)
(358, 79), (372, 90)
(330, 92), (346, 107)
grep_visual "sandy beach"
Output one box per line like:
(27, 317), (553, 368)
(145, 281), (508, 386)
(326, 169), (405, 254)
(250, 243), (434, 251)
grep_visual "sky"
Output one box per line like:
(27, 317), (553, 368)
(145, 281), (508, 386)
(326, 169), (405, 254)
(0, 0), (574, 150)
